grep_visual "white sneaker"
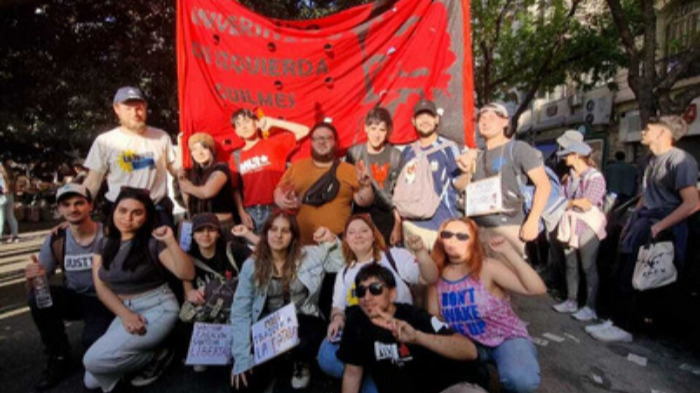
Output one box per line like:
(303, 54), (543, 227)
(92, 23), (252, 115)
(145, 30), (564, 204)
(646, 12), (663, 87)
(590, 324), (633, 343)
(291, 362), (310, 389)
(572, 307), (597, 321)
(585, 319), (612, 334)
(552, 300), (578, 313)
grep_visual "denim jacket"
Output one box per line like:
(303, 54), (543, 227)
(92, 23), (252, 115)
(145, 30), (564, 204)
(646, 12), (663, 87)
(230, 239), (342, 375)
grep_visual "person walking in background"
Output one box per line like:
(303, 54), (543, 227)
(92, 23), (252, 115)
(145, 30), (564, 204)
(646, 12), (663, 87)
(603, 151), (637, 206)
(551, 141), (607, 322)
(0, 161), (20, 243)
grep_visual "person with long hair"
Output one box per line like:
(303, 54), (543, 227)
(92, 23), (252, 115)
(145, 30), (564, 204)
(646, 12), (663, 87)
(0, 161), (20, 243)
(230, 210), (343, 392)
(427, 218), (546, 393)
(179, 132), (238, 233)
(316, 214), (438, 391)
(552, 141), (607, 322)
(82, 187), (194, 392)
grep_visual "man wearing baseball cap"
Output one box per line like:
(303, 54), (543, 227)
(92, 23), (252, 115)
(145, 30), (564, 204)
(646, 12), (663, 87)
(465, 102), (551, 256)
(25, 183), (112, 391)
(396, 98), (470, 250)
(83, 86), (179, 227)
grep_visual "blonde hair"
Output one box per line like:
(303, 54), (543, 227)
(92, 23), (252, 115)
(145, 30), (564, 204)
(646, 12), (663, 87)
(188, 132), (216, 154)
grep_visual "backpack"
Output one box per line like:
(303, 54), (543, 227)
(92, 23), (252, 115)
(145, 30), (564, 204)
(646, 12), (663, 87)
(50, 229), (67, 272)
(510, 141), (567, 233)
(393, 142), (450, 219)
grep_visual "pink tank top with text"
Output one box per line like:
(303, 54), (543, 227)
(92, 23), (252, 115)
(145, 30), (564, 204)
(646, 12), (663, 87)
(437, 274), (529, 347)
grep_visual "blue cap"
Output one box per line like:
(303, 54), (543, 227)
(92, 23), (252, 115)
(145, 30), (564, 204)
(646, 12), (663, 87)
(557, 140), (592, 157)
(113, 86), (145, 104)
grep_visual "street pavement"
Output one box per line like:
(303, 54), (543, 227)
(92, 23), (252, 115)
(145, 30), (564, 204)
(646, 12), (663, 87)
(1, 232), (699, 393)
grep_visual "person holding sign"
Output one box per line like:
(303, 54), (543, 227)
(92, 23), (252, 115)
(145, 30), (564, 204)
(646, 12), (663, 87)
(338, 264), (486, 393)
(426, 218), (546, 393)
(459, 103), (550, 257)
(317, 214), (438, 391)
(82, 187), (194, 391)
(230, 211), (343, 392)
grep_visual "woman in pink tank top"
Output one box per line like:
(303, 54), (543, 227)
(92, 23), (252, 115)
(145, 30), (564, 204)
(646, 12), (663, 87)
(427, 218), (546, 393)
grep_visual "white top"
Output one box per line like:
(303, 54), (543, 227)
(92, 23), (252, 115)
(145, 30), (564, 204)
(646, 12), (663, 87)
(332, 247), (420, 311)
(84, 126), (176, 202)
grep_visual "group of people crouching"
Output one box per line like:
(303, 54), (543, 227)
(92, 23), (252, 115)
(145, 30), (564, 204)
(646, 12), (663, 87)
(25, 183), (544, 393)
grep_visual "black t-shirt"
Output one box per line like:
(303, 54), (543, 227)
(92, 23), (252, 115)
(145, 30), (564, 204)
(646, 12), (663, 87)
(337, 304), (475, 393)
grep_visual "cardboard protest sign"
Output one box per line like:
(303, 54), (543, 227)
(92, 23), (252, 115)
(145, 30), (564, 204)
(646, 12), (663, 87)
(185, 322), (234, 365)
(252, 303), (299, 365)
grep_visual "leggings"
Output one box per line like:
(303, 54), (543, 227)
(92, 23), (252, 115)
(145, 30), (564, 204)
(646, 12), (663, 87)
(564, 227), (601, 309)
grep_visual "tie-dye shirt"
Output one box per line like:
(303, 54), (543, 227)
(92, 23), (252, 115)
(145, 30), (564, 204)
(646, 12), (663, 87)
(436, 274), (529, 347)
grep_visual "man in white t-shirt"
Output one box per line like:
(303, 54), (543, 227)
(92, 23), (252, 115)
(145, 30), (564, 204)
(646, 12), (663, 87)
(83, 86), (178, 226)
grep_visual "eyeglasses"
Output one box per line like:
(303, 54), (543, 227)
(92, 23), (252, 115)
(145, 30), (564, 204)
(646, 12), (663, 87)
(311, 136), (334, 143)
(439, 230), (470, 241)
(355, 282), (384, 298)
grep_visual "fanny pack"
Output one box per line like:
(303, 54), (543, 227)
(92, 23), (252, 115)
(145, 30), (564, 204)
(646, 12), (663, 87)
(302, 161), (341, 207)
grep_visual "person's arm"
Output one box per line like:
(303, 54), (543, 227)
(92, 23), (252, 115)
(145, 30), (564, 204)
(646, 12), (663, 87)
(258, 117), (310, 141)
(83, 170), (105, 202)
(233, 190), (254, 230)
(179, 170), (228, 199)
(273, 170), (300, 210)
(92, 254), (147, 335)
(183, 280), (204, 305)
(153, 227), (195, 280)
(352, 161), (374, 207)
(521, 166), (551, 241)
(341, 364), (363, 393)
(453, 172), (470, 191)
(231, 224), (260, 245)
(651, 186), (699, 238)
(485, 236), (546, 295)
(403, 235), (439, 285)
(425, 285), (441, 317)
(230, 259), (257, 378)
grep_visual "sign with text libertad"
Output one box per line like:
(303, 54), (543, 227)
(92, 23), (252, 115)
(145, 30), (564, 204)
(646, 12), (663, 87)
(177, 0), (475, 165)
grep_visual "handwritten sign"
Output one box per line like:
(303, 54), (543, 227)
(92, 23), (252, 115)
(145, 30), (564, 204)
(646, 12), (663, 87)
(252, 303), (299, 365)
(465, 175), (503, 217)
(185, 322), (233, 365)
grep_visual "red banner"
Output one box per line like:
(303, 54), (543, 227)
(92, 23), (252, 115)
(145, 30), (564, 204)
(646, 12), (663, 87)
(177, 0), (475, 165)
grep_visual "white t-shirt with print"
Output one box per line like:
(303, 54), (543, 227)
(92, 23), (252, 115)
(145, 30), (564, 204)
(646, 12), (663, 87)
(332, 247), (420, 311)
(84, 126), (175, 203)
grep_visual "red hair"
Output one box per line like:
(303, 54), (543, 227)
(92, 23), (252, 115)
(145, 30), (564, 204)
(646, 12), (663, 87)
(341, 214), (386, 265)
(431, 218), (484, 279)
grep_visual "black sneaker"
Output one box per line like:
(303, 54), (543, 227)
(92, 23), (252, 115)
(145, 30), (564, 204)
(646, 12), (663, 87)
(130, 348), (174, 387)
(35, 355), (71, 391)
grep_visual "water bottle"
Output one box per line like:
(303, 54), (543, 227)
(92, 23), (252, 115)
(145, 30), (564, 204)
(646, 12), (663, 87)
(31, 255), (53, 309)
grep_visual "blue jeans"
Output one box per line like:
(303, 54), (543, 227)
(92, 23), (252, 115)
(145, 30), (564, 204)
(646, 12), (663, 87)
(477, 338), (540, 393)
(317, 338), (378, 393)
(0, 194), (19, 238)
(83, 284), (179, 392)
(245, 204), (274, 234)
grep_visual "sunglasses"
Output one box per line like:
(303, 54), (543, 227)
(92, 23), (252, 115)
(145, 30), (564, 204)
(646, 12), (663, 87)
(355, 282), (385, 298)
(440, 230), (470, 241)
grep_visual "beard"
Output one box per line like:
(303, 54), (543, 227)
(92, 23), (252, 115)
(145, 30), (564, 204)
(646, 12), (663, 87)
(311, 147), (336, 163)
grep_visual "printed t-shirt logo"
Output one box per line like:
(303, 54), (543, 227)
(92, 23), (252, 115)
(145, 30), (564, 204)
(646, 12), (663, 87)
(374, 341), (413, 366)
(346, 283), (359, 306)
(240, 154), (271, 175)
(64, 254), (93, 272)
(117, 150), (155, 173)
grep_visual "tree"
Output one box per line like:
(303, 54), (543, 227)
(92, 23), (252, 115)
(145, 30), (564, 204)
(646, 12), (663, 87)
(472, 0), (625, 128)
(605, 0), (700, 126)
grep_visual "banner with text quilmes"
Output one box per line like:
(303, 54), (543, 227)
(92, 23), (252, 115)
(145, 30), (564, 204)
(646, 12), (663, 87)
(177, 0), (475, 164)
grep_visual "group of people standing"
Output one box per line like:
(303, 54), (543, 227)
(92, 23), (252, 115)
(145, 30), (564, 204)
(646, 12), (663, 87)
(21, 84), (698, 393)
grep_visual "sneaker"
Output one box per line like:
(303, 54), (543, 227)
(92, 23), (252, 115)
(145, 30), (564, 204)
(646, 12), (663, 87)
(291, 362), (310, 389)
(589, 324), (633, 343)
(572, 307), (597, 321)
(584, 319), (612, 334)
(552, 300), (578, 313)
(35, 355), (71, 391)
(193, 365), (207, 373)
(130, 348), (174, 387)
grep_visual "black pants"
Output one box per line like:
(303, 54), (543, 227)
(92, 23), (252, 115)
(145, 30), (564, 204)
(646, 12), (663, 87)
(28, 286), (113, 357)
(233, 314), (325, 393)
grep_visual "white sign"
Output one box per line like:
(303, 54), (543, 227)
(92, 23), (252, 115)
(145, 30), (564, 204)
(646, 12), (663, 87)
(185, 322), (234, 365)
(465, 175), (503, 217)
(179, 221), (192, 251)
(252, 303), (299, 365)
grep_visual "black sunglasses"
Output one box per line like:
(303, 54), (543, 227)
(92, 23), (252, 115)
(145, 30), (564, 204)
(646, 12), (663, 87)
(440, 230), (470, 241)
(355, 282), (385, 298)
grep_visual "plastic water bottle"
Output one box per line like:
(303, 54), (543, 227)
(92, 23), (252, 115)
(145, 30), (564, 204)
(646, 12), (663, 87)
(31, 255), (53, 309)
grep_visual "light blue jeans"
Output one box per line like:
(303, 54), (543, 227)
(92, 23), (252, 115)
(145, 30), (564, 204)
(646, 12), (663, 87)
(245, 204), (274, 234)
(476, 338), (540, 393)
(317, 338), (378, 393)
(0, 194), (19, 238)
(83, 284), (179, 392)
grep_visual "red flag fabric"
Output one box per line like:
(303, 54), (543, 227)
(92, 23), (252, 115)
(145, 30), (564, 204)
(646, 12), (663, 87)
(177, 0), (475, 166)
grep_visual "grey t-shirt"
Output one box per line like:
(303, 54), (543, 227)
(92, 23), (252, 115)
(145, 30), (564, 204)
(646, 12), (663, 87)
(471, 140), (544, 227)
(39, 224), (104, 295)
(643, 147), (699, 210)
